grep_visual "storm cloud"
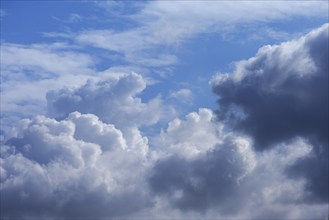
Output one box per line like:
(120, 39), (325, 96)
(212, 24), (328, 150)
(211, 23), (328, 203)
(149, 137), (255, 213)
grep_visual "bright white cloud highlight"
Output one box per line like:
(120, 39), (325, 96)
(1, 111), (151, 218)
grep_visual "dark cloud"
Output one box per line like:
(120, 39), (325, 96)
(212, 23), (328, 203)
(212, 24), (328, 150)
(148, 139), (253, 213)
(286, 139), (328, 203)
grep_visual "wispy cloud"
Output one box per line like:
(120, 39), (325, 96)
(74, 1), (328, 68)
(0, 42), (96, 130)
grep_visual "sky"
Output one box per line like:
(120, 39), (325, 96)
(0, 0), (328, 219)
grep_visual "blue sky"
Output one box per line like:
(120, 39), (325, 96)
(0, 1), (328, 219)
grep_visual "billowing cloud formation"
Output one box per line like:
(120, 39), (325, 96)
(153, 108), (221, 159)
(147, 109), (327, 219)
(149, 135), (255, 213)
(148, 137), (328, 219)
(47, 72), (167, 129)
(1, 73), (170, 219)
(1, 25), (328, 219)
(46, 73), (175, 153)
(1, 112), (151, 219)
(211, 23), (328, 203)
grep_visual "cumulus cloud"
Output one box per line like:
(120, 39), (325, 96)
(1, 73), (163, 219)
(152, 108), (221, 159)
(2, 110), (328, 219)
(211, 23), (328, 203)
(1, 112), (151, 219)
(149, 141), (318, 219)
(149, 135), (255, 213)
(1, 25), (328, 219)
(47, 72), (168, 129)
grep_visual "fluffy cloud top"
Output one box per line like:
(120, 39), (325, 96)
(47, 72), (166, 130)
(1, 112), (151, 219)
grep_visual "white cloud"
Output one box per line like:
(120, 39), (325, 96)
(75, 1), (328, 67)
(0, 42), (97, 132)
(46, 72), (174, 130)
(1, 111), (151, 218)
(169, 89), (193, 104)
(1, 43), (94, 78)
(152, 108), (221, 159)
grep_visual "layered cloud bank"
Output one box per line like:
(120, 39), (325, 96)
(1, 24), (328, 219)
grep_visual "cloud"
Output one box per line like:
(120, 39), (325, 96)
(147, 110), (327, 218)
(2, 109), (328, 219)
(1, 112), (151, 219)
(152, 108), (221, 159)
(1, 23), (328, 219)
(0, 42), (97, 132)
(1, 43), (94, 78)
(211, 23), (328, 203)
(46, 72), (173, 131)
(75, 1), (328, 67)
(148, 136), (255, 213)
(169, 88), (193, 104)
(1, 73), (167, 218)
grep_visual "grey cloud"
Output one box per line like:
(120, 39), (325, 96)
(211, 23), (328, 203)
(148, 138), (254, 213)
(148, 121), (327, 218)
